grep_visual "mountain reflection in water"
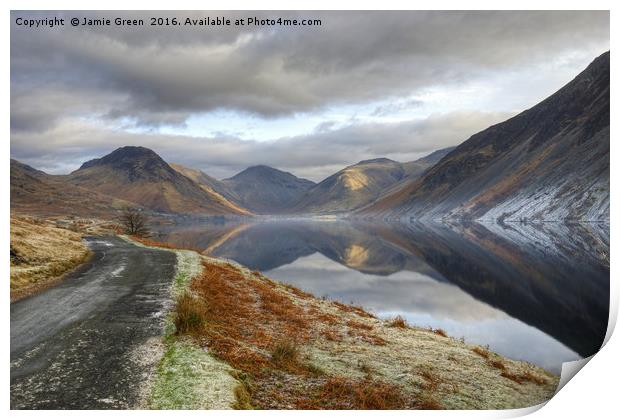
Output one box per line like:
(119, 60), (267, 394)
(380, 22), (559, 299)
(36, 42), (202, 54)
(153, 219), (609, 374)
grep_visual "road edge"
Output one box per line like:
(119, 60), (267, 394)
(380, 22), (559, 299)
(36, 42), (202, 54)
(122, 236), (240, 410)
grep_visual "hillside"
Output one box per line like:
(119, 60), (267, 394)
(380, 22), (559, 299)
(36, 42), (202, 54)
(170, 164), (252, 215)
(67, 147), (248, 215)
(361, 52), (610, 222)
(292, 148), (454, 214)
(11, 159), (133, 217)
(221, 165), (316, 214)
(10, 215), (91, 301)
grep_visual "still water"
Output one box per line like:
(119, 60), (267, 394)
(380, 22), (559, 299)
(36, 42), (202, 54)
(153, 219), (609, 374)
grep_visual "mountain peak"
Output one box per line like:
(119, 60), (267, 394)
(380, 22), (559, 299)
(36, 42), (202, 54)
(356, 157), (397, 165)
(78, 146), (163, 170)
(223, 165), (315, 214)
(67, 146), (251, 215)
(228, 165), (314, 185)
(234, 165), (284, 177)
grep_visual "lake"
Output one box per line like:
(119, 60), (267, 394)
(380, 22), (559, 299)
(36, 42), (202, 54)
(152, 218), (609, 374)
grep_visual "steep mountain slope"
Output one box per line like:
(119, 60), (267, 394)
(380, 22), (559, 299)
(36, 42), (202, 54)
(221, 165), (316, 214)
(11, 159), (133, 217)
(170, 164), (252, 215)
(361, 51), (609, 222)
(292, 148), (454, 214)
(67, 146), (248, 215)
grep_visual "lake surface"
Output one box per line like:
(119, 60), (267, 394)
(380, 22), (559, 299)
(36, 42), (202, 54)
(153, 219), (609, 374)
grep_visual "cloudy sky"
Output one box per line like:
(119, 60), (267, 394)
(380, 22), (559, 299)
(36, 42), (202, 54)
(11, 11), (609, 181)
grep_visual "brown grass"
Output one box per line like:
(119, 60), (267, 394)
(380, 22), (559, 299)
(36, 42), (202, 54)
(333, 301), (376, 319)
(297, 376), (409, 409)
(348, 329), (388, 346)
(420, 369), (441, 392)
(521, 371), (548, 385)
(501, 370), (548, 386)
(412, 368), (446, 409)
(10, 215), (91, 301)
(130, 236), (204, 254)
(174, 292), (208, 335)
(322, 329), (343, 342)
(415, 394), (444, 410)
(282, 283), (314, 299)
(478, 351), (548, 386)
(172, 260), (397, 408)
(187, 262), (314, 375)
(314, 312), (339, 325)
(167, 257), (555, 409)
(388, 315), (408, 328)
(270, 341), (302, 371)
(347, 319), (373, 331)
(231, 371), (254, 410)
(489, 359), (506, 371)
(432, 328), (448, 338)
(472, 345), (491, 359)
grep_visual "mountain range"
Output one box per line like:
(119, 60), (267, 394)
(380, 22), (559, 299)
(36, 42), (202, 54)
(11, 145), (450, 217)
(10, 52), (609, 222)
(360, 51), (609, 222)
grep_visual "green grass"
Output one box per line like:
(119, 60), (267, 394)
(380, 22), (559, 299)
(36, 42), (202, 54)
(146, 248), (238, 409)
(149, 340), (237, 409)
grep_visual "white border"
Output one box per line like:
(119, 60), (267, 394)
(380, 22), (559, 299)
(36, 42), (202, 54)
(3, 2), (616, 420)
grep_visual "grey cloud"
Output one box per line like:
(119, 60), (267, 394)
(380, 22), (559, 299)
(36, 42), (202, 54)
(11, 111), (510, 182)
(371, 99), (423, 117)
(11, 11), (609, 129)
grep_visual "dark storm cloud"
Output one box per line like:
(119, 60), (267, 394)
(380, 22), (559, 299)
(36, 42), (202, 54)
(11, 10), (609, 130)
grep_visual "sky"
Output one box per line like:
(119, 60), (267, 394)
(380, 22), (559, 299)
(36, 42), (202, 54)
(10, 10), (610, 181)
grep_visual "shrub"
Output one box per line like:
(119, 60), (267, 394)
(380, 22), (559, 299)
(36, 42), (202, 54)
(174, 292), (208, 335)
(388, 315), (408, 328)
(270, 340), (300, 368)
(489, 359), (506, 370)
(432, 328), (448, 337)
(472, 345), (490, 359)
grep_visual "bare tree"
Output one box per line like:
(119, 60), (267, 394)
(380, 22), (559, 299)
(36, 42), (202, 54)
(119, 208), (150, 237)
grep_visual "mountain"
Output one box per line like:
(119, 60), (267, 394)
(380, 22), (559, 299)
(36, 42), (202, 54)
(292, 148), (454, 214)
(221, 165), (316, 214)
(67, 146), (248, 215)
(11, 159), (133, 217)
(361, 51), (610, 222)
(169, 164), (251, 215)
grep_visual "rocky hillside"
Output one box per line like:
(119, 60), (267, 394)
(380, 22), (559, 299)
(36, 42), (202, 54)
(361, 51), (610, 222)
(67, 147), (248, 215)
(221, 165), (316, 214)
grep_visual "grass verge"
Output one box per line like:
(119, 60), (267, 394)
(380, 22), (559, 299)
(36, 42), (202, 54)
(10, 215), (92, 301)
(128, 243), (239, 410)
